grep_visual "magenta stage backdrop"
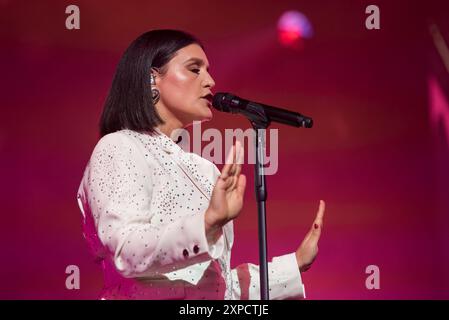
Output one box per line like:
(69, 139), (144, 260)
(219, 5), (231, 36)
(1, 0), (449, 299)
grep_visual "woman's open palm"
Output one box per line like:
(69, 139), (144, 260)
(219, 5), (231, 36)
(206, 142), (246, 228)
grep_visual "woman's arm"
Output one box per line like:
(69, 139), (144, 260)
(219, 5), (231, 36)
(230, 253), (306, 300)
(80, 132), (225, 279)
(229, 201), (326, 300)
(205, 141), (325, 299)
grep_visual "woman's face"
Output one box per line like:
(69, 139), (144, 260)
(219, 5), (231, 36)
(155, 43), (216, 126)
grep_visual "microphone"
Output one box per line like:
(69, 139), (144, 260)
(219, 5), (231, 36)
(212, 92), (313, 128)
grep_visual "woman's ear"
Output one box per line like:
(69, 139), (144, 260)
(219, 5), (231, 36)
(150, 67), (161, 86)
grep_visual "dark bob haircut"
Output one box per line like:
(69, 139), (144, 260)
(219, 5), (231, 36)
(99, 29), (203, 137)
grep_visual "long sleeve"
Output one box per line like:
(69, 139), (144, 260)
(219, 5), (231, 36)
(78, 133), (225, 279)
(201, 158), (306, 299)
(230, 252), (306, 300)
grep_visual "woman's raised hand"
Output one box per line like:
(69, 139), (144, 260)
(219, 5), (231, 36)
(205, 141), (246, 240)
(295, 200), (326, 272)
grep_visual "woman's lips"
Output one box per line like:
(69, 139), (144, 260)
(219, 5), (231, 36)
(201, 97), (212, 107)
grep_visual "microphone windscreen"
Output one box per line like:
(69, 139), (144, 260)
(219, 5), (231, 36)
(212, 92), (229, 112)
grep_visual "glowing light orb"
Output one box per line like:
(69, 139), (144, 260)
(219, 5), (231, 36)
(277, 11), (313, 48)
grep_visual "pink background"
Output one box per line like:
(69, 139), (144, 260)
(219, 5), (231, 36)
(1, 0), (449, 299)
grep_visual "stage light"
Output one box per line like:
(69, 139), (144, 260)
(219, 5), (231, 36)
(277, 10), (313, 49)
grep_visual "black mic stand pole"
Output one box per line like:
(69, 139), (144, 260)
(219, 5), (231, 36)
(254, 124), (270, 300)
(237, 101), (313, 300)
(246, 105), (271, 300)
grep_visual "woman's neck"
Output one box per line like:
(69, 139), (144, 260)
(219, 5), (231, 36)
(155, 103), (185, 139)
(156, 120), (183, 140)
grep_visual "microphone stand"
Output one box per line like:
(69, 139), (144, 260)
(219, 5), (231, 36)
(254, 124), (270, 300)
(247, 105), (271, 300)
(230, 98), (313, 300)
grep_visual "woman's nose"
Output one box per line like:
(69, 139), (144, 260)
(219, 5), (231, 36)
(203, 73), (215, 88)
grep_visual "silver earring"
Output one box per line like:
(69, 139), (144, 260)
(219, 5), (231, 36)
(150, 73), (159, 104)
(151, 88), (160, 104)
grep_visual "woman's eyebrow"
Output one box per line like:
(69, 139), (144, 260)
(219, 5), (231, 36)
(184, 57), (210, 71)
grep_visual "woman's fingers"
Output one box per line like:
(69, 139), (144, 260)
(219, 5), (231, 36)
(236, 174), (246, 197)
(228, 142), (244, 190)
(235, 140), (244, 164)
(221, 144), (236, 179)
(221, 141), (243, 179)
(228, 141), (243, 176)
(234, 143), (243, 175)
(229, 165), (241, 190)
(314, 200), (325, 228)
(309, 200), (325, 240)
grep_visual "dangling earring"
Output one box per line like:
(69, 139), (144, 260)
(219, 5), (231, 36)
(150, 73), (156, 86)
(150, 73), (160, 104)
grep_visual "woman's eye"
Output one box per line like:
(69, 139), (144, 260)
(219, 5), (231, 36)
(191, 68), (200, 74)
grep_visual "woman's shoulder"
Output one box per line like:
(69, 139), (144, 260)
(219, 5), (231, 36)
(91, 129), (165, 164)
(94, 129), (154, 151)
(96, 129), (134, 145)
(91, 129), (144, 159)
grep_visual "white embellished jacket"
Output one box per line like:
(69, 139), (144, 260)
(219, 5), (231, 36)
(76, 128), (306, 300)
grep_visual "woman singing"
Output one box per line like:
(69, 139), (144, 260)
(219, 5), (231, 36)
(76, 29), (326, 300)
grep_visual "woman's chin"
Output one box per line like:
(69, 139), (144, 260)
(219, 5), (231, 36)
(198, 109), (213, 122)
(185, 105), (213, 124)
